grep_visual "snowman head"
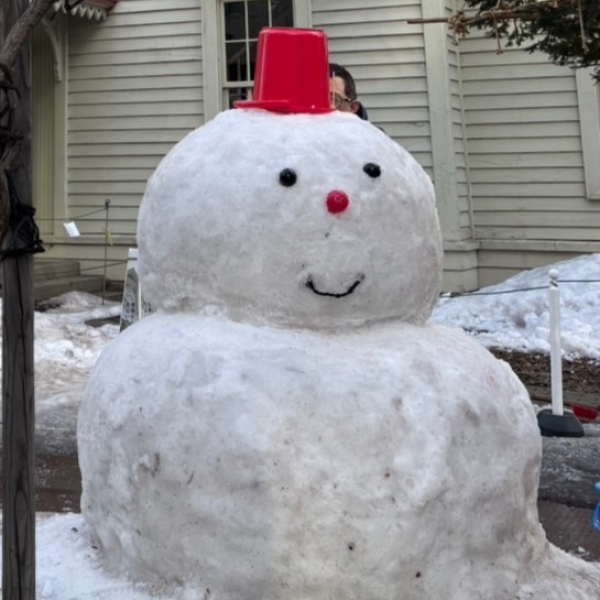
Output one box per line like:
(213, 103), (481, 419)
(137, 109), (443, 328)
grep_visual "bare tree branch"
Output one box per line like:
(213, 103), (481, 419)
(0, 0), (54, 83)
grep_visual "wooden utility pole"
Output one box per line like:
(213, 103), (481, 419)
(1, 0), (36, 597)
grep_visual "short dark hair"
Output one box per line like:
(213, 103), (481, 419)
(329, 63), (357, 100)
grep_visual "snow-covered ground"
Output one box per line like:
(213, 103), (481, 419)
(432, 253), (600, 361)
(1, 253), (599, 599)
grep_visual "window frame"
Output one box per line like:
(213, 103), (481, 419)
(576, 68), (600, 200)
(202, 0), (312, 120)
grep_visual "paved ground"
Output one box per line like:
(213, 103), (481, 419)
(538, 501), (600, 561)
(1, 452), (599, 563)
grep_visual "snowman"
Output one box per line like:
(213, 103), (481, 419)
(78, 28), (600, 600)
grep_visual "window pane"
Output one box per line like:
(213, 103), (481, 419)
(248, 0), (269, 39)
(226, 42), (248, 82)
(224, 1), (246, 41)
(228, 87), (252, 109)
(272, 0), (294, 27)
(249, 40), (258, 80)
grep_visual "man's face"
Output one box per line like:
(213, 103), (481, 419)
(330, 76), (359, 114)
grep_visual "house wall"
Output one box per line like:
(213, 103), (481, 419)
(42, 1), (600, 291)
(313, 0), (479, 292)
(459, 31), (600, 286)
(313, 1), (431, 169)
(43, 0), (203, 279)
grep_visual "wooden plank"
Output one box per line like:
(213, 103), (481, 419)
(462, 76), (576, 96)
(359, 91), (428, 108)
(69, 168), (154, 182)
(460, 49), (563, 68)
(68, 181), (147, 195)
(328, 48), (426, 66)
(69, 34), (201, 55)
(461, 63), (571, 81)
(467, 107), (579, 126)
(477, 249), (594, 269)
(470, 153), (582, 168)
(69, 61), (202, 80)
(69, 100), (203, 119)
(329, 33), (423, 52)
(474, 226), (599, 241)
(68, 48), (202, 67)
(313, 0), (420, 10)
(366, 106), (429, 122)
(468, 138), (582, 154)
(70, 74), (202, 93)
(469, 168), (582, 184)
(69, 88), (203, 105)
(70, 155), (164, 169)
(466, 91), (577, 111)
(69, 115), (199, 132)
(314, 6), (421, 25)
(466, 121), (581, 139)
(474, 197), (593, 211)
(471, 182), (586, 197)
(475, 211), (600, 227)
(68, 129), (194, 145)
(317, 21), (419, 37)
(68, 142), (179, 156)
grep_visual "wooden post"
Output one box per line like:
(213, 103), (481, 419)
(1, 0), (36, 598)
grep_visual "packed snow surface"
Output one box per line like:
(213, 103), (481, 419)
(137, 110), (443, 328)
(1, 99), (599, 597)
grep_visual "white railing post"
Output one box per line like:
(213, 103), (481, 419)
(548, 268), (564, 416)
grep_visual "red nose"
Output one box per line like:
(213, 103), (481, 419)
(326, 190), (350, 214)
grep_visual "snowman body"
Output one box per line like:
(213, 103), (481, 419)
(78, 110), (600, 599)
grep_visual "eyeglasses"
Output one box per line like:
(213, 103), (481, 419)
(331, 94), (353, 110)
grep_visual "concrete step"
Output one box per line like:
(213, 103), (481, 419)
(33, 275), (105, 302)
(0, 259), (124, 304)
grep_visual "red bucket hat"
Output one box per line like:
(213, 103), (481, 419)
(235, 27), (334, 114)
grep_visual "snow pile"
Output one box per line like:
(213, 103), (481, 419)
(432, 254), (600, 360)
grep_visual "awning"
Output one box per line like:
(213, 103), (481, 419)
(53, 0), (118, 21)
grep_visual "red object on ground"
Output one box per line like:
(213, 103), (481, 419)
(235, 27), (333, 114)
(326, 191), (350, 214)
(572, 404), (598, 422)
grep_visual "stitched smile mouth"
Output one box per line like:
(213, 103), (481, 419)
(305, 274), (365, 298)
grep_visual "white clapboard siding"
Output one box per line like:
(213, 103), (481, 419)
(459, 29), (599, 249)
(66, 0), (203, 249)
(313, 1), (431, 166)
(447, 22), (472, 242)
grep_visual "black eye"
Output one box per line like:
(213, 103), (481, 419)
(363, 163), (381, 178)
(279, 168), (297, 187)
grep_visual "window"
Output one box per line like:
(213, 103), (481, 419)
(222, 0), (294, 108)
(202, 0), (309, 119)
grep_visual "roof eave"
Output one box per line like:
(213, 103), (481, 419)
(53, 0), (118, 22)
